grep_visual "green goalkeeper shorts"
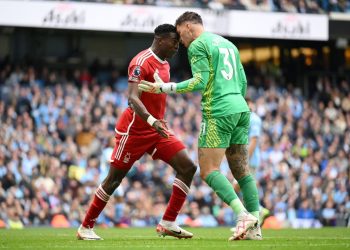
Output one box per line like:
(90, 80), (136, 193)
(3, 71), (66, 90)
(198, 112), (250, 148)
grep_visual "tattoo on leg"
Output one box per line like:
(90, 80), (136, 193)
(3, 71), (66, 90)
(226, 145), (249, 179)
(227, 146), (238, 156)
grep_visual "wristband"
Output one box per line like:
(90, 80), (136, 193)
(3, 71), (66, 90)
(160, 83), (177, 93)
(147, 115), (157, 126)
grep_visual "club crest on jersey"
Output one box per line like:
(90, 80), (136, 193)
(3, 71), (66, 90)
(123, 152), (131, 163)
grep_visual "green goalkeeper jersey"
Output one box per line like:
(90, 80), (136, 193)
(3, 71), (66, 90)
(176, 32), (249, 118)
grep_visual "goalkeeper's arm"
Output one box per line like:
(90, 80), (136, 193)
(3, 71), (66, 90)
(141, 70), (209, 94)
(174, 71), (209, 94)
(239, 62), (247, 97)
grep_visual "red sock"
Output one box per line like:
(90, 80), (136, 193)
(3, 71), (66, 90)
(82, 185), (110, 228)
(162, 178), (189, 222)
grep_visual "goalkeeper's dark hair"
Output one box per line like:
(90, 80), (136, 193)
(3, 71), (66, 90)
(175, 12), (203, 26)
(154, 24), (178, 39)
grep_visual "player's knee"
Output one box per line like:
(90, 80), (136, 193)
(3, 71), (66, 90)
(199, 169), (210, 181)
(234, 167), (250, 180)
(102, 179), (121, 194)
(199, 164), (219, 181)
(186, 163), (197, 177)
(175, 160), (197, 177)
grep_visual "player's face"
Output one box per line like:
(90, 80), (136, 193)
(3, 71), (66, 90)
(176, 22), (193, 48)
(161, 33), (179, 59)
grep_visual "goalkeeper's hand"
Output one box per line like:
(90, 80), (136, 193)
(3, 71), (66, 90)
(138, 72), (176, 94)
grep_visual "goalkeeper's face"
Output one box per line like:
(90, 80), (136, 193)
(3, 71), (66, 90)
(159, 32), (179, 59)
(176, 22), (192, 48)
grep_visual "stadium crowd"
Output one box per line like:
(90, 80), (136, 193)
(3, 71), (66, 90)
(0, 59), (349, 229)
(22, 0), (350, 13)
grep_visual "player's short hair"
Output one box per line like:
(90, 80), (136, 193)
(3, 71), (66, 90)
(154, 24), (178, 38)
(175, 12), (203, 26)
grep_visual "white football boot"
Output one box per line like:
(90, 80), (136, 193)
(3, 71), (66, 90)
(156, 222), (193, 239)
(77, 225), (103, 240)
(245, 225), (262, 240)
(231, 225), (263, 240)
(229, 212), (258, 241)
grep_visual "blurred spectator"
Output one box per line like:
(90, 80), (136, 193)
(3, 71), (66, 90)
(16, 0), (350, 13)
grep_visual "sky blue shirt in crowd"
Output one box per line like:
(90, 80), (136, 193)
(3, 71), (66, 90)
(249, 112), (262, 168)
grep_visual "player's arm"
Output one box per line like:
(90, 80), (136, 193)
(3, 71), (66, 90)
(177, 43), (210, 93)
(138, 70), (209, 94)
(128, 82), (150, 123)
(128, 65), (169, 138)
(248, 117), (262, 158)
(248, 136), (258, 159)
(175, 70), (209, 93)
(238, 62), (247, 97)
(139, 42), (210, 94)
(128, 82), (169, 138)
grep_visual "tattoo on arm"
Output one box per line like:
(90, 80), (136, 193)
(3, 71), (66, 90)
(226, 145), (250, 179)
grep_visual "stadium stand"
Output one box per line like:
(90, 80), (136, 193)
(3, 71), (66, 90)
(0, 59), (349, 228)
(20, 0), (350, 13)
(0, 0), (349, 230)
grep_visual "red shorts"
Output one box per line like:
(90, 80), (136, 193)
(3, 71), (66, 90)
(110, 131), (186, 170)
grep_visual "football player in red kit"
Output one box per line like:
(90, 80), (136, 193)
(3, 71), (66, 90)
(77, 24), (197, 240)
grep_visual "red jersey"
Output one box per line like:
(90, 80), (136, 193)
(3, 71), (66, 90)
(116, 48), (170, 135)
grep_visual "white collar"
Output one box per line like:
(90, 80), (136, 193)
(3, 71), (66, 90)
(149, 48), (167, 64)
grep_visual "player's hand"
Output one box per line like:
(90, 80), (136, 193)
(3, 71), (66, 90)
(153, 120), (169, 138)
(158, 119), (169, 130)
(139, 72), (164, 94)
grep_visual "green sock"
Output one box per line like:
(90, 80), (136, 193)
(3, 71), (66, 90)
(229, 198), (246, 215)
(205, 171), (239, 206)
(237, 174), (260, 220)
(251, 211), (260, 222)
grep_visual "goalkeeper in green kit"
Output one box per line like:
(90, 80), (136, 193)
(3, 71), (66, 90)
(139, 11), (261, 241)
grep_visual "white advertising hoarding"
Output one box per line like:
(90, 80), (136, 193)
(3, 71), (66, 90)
(0, 0), (328, 40)
(0, 1), (227, 34)
(228, 11), (329, 41)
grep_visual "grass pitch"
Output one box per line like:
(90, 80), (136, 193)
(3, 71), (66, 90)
(0, 227), (349, 250)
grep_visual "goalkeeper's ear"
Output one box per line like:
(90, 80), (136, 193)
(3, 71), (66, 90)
(153, 72), (164, 84)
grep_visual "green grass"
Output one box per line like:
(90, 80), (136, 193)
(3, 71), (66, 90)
(0, 227), (350, 250)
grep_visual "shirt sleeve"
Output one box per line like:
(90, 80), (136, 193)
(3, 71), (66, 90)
(128, 65), (147, 83)
(176, 71), (209, 93)
(238, 62), (247, 97)
(176, 41), (210, 93)
(189, 41), (210, 73)
(249, 115), (262, 138)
